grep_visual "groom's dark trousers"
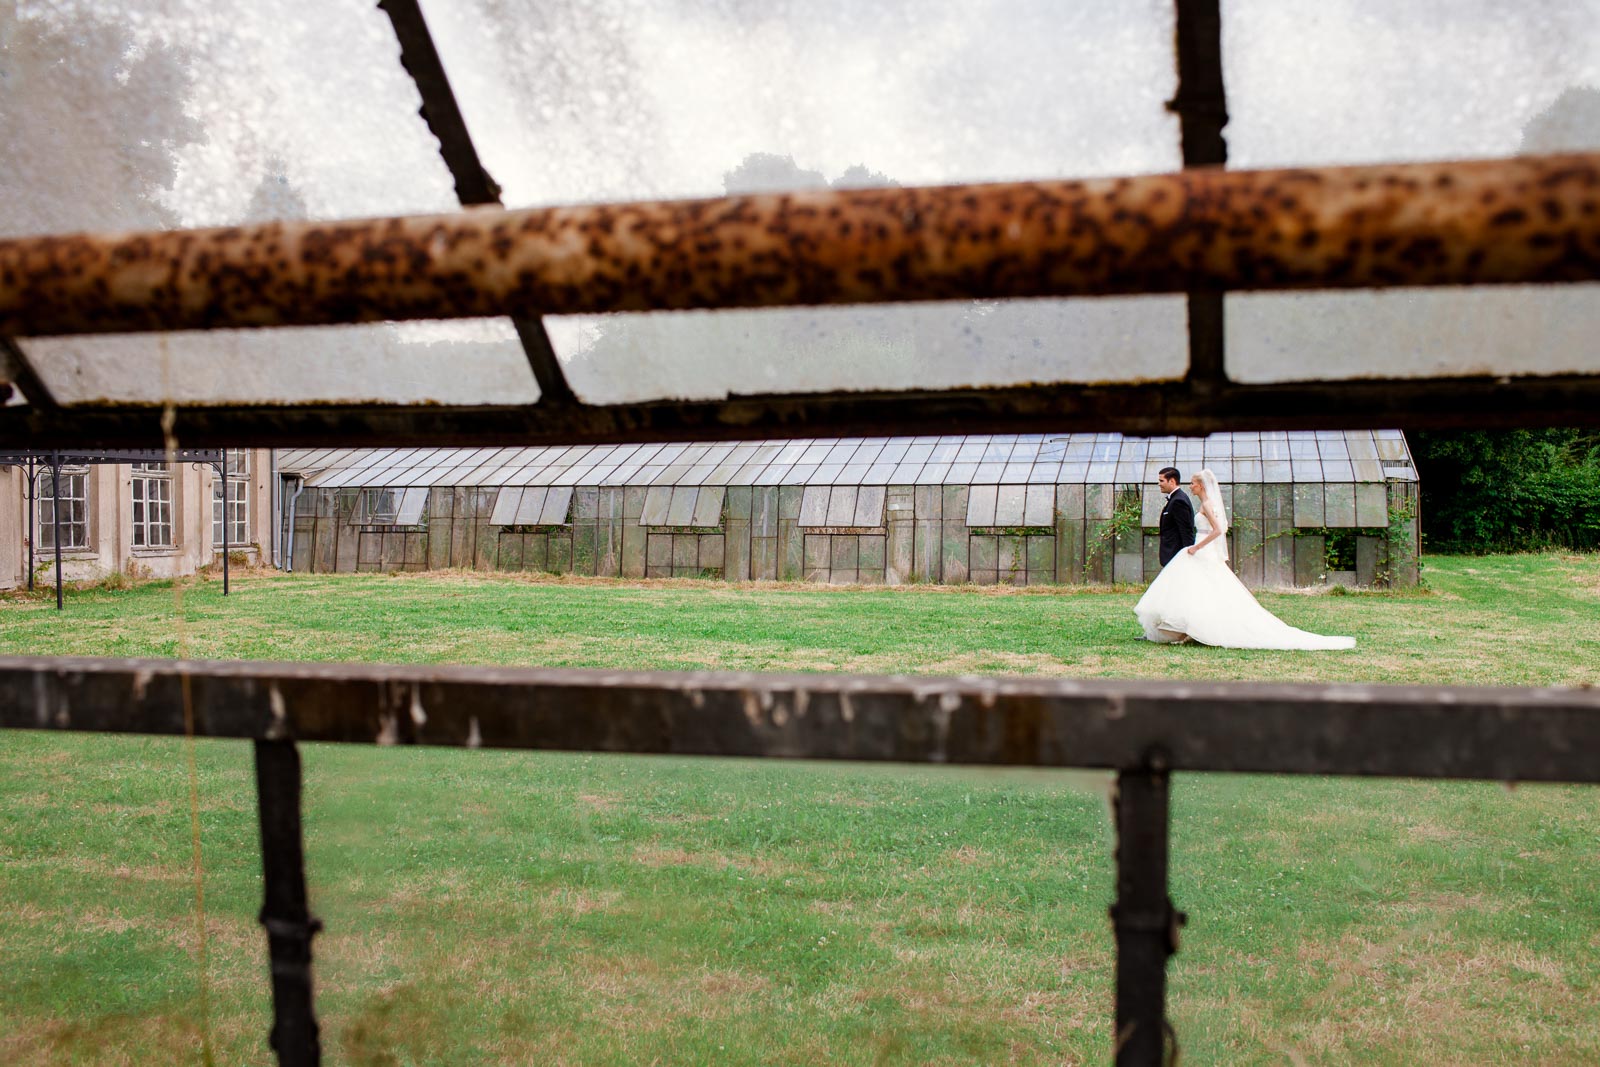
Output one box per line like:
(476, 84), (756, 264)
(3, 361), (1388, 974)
(1158, 489), (1196, 566)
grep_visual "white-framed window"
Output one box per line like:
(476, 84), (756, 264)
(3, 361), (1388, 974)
(131, 463), (174, 548)
(36, 467), (90, 549)
(212, 449), (250, 546)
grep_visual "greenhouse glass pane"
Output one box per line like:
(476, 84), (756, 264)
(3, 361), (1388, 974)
(778, 464), (817, 485)
(489, 488), (524, 526)
(799, 487), (831, 527)
(995, 464), (1028, 484)
(890, 462), (925, 484)
(539, 488), (575, 526)
(640, 487), (673, 526)
(514, 488), (550, 526)
(1027, 462), (1062, 485)
(690, 488), (726, 528)
(994, 485), (1027, 526)
(966, 485), (999, 527)
(1023, 485), (1054, 527)
(853, 487), (887, 527)
(826, 487), (859, 527)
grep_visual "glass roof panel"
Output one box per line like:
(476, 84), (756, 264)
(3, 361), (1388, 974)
(417, 0), (1187, 402)
(6, 0), (537, 407)
(1223, 0), (1600, 383)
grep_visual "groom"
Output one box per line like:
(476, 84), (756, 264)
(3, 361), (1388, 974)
(1156, 467), (1196, 567)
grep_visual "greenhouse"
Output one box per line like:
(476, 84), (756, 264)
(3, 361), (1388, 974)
(278, 430), (1419, 589)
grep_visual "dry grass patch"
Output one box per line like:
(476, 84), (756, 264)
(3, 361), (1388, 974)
(632, 843), (797, 878)
(543, 886), (624, 918)
(576, 791), (623, 813)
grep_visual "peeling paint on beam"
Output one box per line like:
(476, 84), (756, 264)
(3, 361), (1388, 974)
(3, 657), (1598, 782)
(3, 154), (1600, 337)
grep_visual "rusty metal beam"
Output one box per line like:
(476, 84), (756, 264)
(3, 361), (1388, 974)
(377, 0), (576, 406)
(5, 657), (1599, 782)
(4, 153), (1600, 338)
(6, 370), (1600, 451)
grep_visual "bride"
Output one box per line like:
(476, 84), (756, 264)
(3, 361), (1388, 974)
(1134, 469), (1356, 650)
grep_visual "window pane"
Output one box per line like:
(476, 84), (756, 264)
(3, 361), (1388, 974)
(1222, 0), (1600, 383)
(416, 0), (1186, 401)
(5, 0), (537, 407)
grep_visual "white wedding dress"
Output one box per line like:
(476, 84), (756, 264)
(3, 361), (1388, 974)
(1134, 511), (1356, 650)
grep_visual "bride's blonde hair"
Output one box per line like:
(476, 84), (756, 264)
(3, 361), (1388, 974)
(1195, 468), (1229, 555)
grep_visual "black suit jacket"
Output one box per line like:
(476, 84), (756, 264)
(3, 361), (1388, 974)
(1158, 488), (1196, 566)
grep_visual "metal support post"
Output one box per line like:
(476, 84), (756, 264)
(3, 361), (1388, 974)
(25, 454), (35, 591)
(49, 452), (62, 610)
(253, 740), (321, 1066)
(221, 452), (230, 596)
(1111, 754), (1185, 1066)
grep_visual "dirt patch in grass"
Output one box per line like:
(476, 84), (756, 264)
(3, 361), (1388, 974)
(18, 855), (192, 885)
(576, 791), (623, 813)
(0, 1013), (210, 1067)
(544, 887), (624, 918)
(632, 844), (797, 878)
(944, 844), (993, 866)
(1401, 818), (1467, 844)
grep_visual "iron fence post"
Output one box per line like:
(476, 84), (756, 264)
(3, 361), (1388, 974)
(1111, 753), (1185, 1066)
(253, 739), (321, 1066)
(221, 451), (230, 596)
(50, 451), (62, 610)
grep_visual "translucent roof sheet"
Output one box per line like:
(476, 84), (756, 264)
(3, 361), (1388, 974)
(1221, 0), (1600, 383)
(280, 431), (1416, 489)
(7, 2), (1582, 418)
(419, 0), (1188, 402)
(4, 0), (536, 406)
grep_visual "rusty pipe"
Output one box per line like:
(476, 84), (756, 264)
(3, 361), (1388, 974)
(3, 153), (1599, 337)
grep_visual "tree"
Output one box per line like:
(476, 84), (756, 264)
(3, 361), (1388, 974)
(0, 8), (200, 236)
(1409, 86), (1600, 552)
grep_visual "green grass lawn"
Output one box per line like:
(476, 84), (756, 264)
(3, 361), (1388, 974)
(2, 554), (1598, 1064)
